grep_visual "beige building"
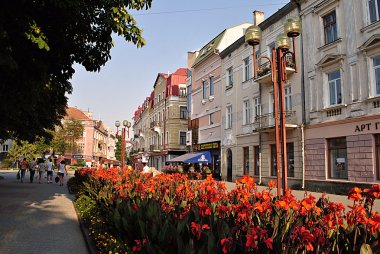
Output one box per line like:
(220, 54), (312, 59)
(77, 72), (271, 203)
(298, 0), (380, 192)
(219, 3), (303, 186)
(132, 95), (153, 169)
(190, 23), (253, 178)
(132, 68), (188, 170)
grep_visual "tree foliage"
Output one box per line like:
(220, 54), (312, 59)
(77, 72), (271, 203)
(50, 119), (84, 155)
(0, 0), (152, 141)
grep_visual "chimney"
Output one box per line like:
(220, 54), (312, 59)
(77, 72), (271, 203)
(253, 10), (264, 26)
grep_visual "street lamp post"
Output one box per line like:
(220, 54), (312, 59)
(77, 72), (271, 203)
(245, 17), (301, 196)
(115, 120), (131, 169)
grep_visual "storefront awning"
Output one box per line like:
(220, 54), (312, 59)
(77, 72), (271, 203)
(168, 151), (211, 163)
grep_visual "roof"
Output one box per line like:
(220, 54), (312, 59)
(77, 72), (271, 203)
(192, 29), (226, 68)
(258, 2), (297, 30)
(220, 2), (298, 58)
(153, 73), (168, 88)
(65, 107), (90, 120)
(172, 68), (187, 76)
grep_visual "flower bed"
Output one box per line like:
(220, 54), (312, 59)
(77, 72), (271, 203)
(71, 167), (380, 253)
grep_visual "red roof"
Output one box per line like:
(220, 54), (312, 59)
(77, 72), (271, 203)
(65, 107), (90, 120)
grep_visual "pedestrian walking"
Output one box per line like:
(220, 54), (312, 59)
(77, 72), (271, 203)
(46, 159), (53, 183)
(28, 158), (37, 183)
(58, 160), (67, 186)
(20, 158), (28, 183)
(37, 158), (46, 184)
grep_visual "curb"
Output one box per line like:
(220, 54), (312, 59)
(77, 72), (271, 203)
(73, 201), (98, 254)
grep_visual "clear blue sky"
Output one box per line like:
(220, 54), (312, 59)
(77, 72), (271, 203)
(68, 0), (288, 130)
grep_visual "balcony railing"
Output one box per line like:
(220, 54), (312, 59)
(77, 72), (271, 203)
(150, 121), (162, 132)
(255, 54), (296, 84)
(252, 111), (297, 132)
(150, 145), (159, 151)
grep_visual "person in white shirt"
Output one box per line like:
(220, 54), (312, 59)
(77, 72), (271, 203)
(46, 159), (54, 183)
(58, 160), (68, 186)
(37, 159), (46, 184)
(142, 163), (150, 173)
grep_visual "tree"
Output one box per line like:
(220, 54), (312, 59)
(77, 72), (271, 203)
(7, 140), (38, 163)
(50, 119), (84, 155)
(0, 0), (152, 141)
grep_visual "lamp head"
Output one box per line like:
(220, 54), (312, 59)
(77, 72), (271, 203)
(275, 33), (291, 52)
(284, 17), (301, 38)
(123, 120), (131, 128)
(245, 25), (262, 46)
(115, 120), (120, 128)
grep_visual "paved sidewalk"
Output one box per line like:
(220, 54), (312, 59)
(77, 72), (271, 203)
(224, 181), (380, 212)
(0, 170), (88, 254)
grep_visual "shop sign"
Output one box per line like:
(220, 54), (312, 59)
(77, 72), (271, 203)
(354, 121), (380, 133)
(197, 142), (220, 151)
(73, 155), (83, 159)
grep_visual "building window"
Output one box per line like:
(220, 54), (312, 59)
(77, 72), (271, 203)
(78, 143), (85, 153)
(372, 55), (380, 96)
(2, 144), (9, 152)
(180, 106), (187, 119)
(227, 67), (233, 87)
(158, 94), (161, 102)
(287, 143), (294, 177)
(328, 70), (342, 106)
(209, 76), (214, 96)
(243, 99), (251, 125)
(202, 80), (207, 99)
(158, 112), (161, 123)
(368, 0), (380, 24)
(244, 57), (250, 81)
(226, 106), (232, 129)
(270, 144), (277, 176)
(179, 132), (186, 145)
(323, 11), (337, 44)
(284, 86), (292, 111)
(254, 146), (260, 176)
(161, 134), (164, 146)
(166, 131), (169, 144)
(376, 134), (380, 179)
(328, 137), (348, 179)
(243, 147), (249, 175)
(253, 97), (261, 122)
(209, 112), (214, 125)
(180, 87), (187, 97)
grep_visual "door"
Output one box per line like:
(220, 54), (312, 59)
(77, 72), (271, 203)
(227, 149), (233, 182)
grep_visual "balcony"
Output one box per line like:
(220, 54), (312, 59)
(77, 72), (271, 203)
(254, 55), (296, 85)
(150, 121), (162, 132)
(150, 144), (159, 151)
(252, 111), (298, 132)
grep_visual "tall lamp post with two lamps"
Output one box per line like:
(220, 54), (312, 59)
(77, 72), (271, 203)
(245, 17), (301, 196)
(115, 120), (131, 169)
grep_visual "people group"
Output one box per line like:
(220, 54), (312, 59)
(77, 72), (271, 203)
(17, 158), (68, 185)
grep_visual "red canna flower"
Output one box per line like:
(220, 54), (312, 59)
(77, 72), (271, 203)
(220, 238), (233, 254)
(268, 180), (276, 188)
(369, 213), (380, 234)
(348, 187), (363, 202)
(264, 237), (273, 250)
(191, 222), (201, 240)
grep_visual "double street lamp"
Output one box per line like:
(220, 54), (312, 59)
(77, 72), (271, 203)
(115, 120), (131, 169)
(245, 17), (301, 196)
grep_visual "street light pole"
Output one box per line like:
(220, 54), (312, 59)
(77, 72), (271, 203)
(116, 120), (131, 170)
(245, 17), (301, 195)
